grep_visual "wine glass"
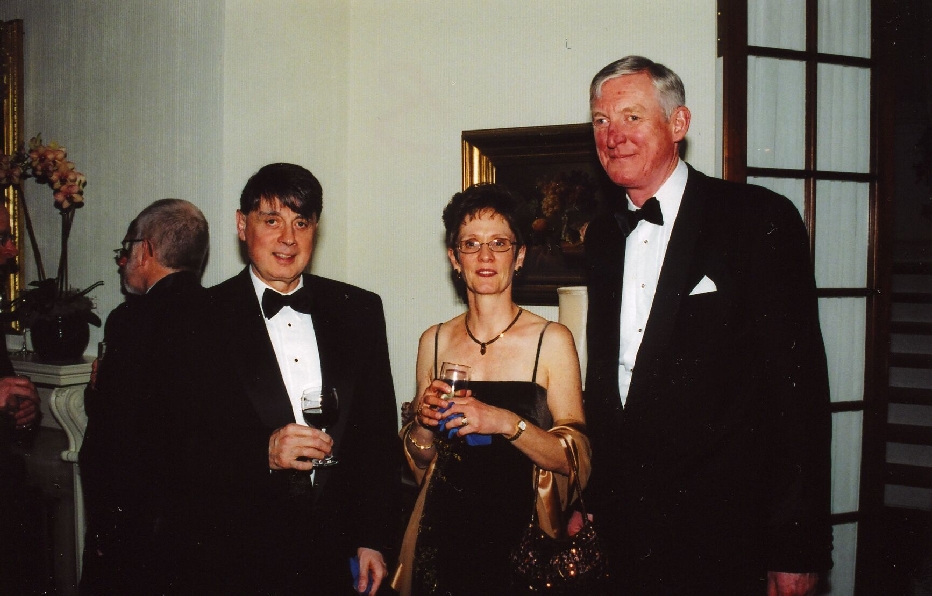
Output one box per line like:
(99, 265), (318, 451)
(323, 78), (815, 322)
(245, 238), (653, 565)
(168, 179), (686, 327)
(439, 362), (470, 400)
(300, 387), (339, 467)
(16, 329), (29, 357)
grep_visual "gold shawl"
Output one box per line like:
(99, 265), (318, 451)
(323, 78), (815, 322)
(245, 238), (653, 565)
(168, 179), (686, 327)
(390, 421), (590, 595)
(534, 422), (591, 539)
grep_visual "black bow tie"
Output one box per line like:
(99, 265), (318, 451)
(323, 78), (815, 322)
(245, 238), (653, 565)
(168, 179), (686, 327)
(262, 287), (313, 319)
(616, 197), (664, 236)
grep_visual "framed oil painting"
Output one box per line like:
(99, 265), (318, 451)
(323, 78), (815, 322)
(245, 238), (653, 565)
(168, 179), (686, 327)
(462, 123), (622, 305)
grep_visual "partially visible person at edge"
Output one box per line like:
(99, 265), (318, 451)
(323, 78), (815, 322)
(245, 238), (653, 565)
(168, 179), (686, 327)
(79, 198), (209, 595)
(392, 183), (589, 595)
(575, 55), (833, 595)
(0, 201), (42, 594)
(172, 163), (400, 594)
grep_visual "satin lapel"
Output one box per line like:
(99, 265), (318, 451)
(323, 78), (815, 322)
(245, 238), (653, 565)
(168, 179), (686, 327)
(629, 168), (706, 399)
(303, 275), (352, 500)
(601, 214), (627, 363)
(220, 270), (295, 429)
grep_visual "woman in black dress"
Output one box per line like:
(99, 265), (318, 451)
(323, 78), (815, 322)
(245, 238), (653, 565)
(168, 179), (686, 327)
(393, 184), (588, 595)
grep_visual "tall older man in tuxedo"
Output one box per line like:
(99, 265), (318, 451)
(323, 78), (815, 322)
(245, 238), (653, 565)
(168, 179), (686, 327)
(580, 56), (833, 594)
(177, 163), (399, 594)
(79, 198), (209, 594)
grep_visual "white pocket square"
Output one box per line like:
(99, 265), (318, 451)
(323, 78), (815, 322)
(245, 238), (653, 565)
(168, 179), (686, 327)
(689, 275), (717, 295)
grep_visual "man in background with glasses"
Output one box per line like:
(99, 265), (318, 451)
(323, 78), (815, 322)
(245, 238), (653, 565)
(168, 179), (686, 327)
(79, 198), (209, 595)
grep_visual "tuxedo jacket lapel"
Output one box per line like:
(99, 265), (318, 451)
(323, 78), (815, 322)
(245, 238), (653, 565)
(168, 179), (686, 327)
(220, 270), (296, 430)
(628, 166), (707, 404)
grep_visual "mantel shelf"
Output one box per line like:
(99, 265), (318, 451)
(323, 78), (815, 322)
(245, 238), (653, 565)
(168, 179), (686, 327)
(8, 352), (93, 387)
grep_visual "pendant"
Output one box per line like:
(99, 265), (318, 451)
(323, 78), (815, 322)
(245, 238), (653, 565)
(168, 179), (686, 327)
(480, 343), (487, 355)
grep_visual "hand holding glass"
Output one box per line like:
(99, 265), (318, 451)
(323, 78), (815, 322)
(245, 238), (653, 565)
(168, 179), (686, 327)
(301, 387), (339, 467)
(439, 362), (470, 400)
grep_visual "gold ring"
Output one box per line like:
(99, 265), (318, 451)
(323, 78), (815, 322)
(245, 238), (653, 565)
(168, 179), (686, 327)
(460, 416), (469, 428)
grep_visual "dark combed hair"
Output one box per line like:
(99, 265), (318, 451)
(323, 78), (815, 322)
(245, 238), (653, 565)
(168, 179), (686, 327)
(135, 198), (209, 273)
(239, 163), (323, 220)
(442, 183), (525, 250)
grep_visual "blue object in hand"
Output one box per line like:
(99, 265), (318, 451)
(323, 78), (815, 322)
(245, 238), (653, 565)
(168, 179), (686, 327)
(437, 401), (492, 446)
(349, 556), (373, 595)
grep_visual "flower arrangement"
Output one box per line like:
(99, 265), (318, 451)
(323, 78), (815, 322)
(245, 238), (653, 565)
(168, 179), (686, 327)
(0, 135), (101, 329)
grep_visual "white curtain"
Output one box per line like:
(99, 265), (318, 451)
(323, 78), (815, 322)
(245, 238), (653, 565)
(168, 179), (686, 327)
(748, 0), (805, 50)
(747, 57), (806, 169)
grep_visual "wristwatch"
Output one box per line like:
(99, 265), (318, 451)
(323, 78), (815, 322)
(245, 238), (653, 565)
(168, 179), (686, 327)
(506, 418), (527, 442)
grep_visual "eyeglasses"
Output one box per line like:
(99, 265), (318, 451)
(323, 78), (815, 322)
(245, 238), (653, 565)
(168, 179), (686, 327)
(113, 238), (146, 261)
(0, 230), (13, 246)
(456, 238), (517, 254)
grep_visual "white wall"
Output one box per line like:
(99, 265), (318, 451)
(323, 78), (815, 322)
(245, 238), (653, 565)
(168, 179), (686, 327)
(220, 0), (351, 283)
(2, 0), (718, 408)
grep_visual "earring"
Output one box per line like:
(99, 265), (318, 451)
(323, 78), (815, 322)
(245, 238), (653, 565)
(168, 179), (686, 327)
(455, 269), (462, 279)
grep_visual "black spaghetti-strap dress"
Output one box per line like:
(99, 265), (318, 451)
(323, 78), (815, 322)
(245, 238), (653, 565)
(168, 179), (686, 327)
(411, 323), (553, 595)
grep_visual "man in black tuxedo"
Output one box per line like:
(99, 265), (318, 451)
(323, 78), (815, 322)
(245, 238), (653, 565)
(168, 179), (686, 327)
(580, 56), (832, 594)
(176, 163), (399, 594)
(79, 198), (209, 594)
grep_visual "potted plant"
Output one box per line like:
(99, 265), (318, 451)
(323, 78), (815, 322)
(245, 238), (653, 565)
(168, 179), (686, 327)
(0, 135), (102, 361)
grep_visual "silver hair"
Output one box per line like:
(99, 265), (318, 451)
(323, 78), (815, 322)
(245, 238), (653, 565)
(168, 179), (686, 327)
(134, 198), (209, 273)
(590, 55), (686, 119)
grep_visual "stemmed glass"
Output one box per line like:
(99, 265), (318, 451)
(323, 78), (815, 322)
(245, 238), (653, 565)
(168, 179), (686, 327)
(439, 362), (470, 400)
(301, 387), (339, 467)
(16, 329), (29, 357)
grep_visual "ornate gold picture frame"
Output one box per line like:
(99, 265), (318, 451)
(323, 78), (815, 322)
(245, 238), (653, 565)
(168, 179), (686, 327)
(462, 124), (621, 305)
(1, 20), (24, 330)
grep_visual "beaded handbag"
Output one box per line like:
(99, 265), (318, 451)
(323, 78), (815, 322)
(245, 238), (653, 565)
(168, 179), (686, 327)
(511, 437), (609, 593)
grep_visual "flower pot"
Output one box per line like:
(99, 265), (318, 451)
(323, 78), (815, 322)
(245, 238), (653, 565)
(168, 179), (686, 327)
(30, 314), (90, 362)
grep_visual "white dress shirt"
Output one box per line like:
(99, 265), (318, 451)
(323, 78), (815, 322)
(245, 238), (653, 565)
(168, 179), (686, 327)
(249, 269), (322, 424)
(618, 159), (688, 405)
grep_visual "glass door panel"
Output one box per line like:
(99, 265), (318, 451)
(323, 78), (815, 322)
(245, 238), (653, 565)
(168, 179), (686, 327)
(748, 0), (806, 49)
(816, 64), (871, 173)
(832, 410), (864, 513)
(819, 297), (867, 403)
(818, 0), (872, 57)
(814, 180), (869, 287)
(747, 57), (806, 169)
(827, 522), (858, 595)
